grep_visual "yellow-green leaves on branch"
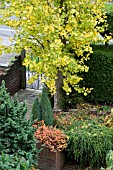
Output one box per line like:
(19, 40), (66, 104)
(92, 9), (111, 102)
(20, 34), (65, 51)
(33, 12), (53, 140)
(0, 0), (107, 95)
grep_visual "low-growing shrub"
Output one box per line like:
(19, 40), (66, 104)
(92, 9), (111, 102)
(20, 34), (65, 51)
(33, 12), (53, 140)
(54, 111), (108, 131)
(66, 119), (113, 168)
(100, 150), (113, 170)
(33, 122), (68, 151)
(106, 150), (113, 170)
(54, 112), (77, 131)
(0, 152), (32, 170)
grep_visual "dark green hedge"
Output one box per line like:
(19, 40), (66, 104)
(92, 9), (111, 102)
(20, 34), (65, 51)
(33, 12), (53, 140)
(81, 45), (113, 104)
(60, 45), (113, 110)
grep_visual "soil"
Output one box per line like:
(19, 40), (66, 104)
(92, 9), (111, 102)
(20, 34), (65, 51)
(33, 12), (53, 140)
(62, 163), (79, 170)
(62, 162), (100, 170)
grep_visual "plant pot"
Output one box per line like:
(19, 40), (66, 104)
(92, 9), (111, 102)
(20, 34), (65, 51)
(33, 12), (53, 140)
(36, 141), (66, 170)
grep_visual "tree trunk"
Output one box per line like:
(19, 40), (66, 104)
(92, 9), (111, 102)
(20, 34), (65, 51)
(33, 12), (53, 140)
(54, 0), (65, 111)
(54, 71), (63, 111)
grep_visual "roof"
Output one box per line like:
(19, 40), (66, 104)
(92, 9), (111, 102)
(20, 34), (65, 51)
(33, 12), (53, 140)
(0, 53), (19, 67)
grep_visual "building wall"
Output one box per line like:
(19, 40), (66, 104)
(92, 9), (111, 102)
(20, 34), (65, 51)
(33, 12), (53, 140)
(0, 53), (26, 95)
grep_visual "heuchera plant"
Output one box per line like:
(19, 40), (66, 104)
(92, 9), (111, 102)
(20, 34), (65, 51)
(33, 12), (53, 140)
(33, 122), (68, 151)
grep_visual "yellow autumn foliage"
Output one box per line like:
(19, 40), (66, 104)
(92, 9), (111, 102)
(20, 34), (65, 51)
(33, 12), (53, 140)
(0, 0), (107, 94)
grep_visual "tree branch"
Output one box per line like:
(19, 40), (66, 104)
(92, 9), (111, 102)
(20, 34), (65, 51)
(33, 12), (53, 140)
(29, 36), (44, 49)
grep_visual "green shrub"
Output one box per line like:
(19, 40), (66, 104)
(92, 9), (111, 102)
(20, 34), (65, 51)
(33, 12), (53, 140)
(106, 150), (113, 169)
(31, 86), (54, 126)
(60, 45), (113, 107)
(66, 119), (113, 168)
(0, 81), (37, 168)
(59, 89), (84, 111)
(32, 97), (41, 121)
(81, 45), (113, 104)
(0, 152), (32, 170)
(40, 87), (54, 126)
(100, 150), (113, 170)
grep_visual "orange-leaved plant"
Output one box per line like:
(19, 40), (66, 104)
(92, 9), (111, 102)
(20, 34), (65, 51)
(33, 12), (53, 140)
(33, 122), (68, 151)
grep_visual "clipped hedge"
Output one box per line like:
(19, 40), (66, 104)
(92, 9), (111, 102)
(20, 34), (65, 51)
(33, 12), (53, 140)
(81, 45), (113, 104)
(60, 45), (113, 108)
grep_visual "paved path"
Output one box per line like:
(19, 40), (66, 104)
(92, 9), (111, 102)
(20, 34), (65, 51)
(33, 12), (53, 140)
(16, 88), (42, 119)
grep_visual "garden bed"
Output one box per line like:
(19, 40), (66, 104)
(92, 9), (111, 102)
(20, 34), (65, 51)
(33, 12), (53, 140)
(33, 100), (113, 170)
(53, 108), (113, 169)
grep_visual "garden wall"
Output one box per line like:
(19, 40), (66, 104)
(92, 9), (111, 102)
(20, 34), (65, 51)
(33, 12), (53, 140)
(0, 51), (26, 95)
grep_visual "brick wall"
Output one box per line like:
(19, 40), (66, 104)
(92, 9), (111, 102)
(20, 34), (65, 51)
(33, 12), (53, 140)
(0, 53), (26, 95)
(36, 142), (66, 170)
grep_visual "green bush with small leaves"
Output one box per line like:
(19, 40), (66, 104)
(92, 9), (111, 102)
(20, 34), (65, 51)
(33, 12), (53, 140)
(101, 150), (113, 170)
(59, 45), (113, 108)
(0, 81), (38, 169)
(80, 45), (113, 104)
(0, 152), (32, 170)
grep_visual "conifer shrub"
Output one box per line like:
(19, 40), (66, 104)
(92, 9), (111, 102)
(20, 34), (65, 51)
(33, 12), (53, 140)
(40, 87), (54, 126)
(0, 81), (37, 168)
(32, 97), (41, 121)
(31, 86), (54, 126)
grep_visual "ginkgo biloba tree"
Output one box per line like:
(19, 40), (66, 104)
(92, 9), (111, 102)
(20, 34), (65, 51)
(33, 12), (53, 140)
(0, 0), (107, 109)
